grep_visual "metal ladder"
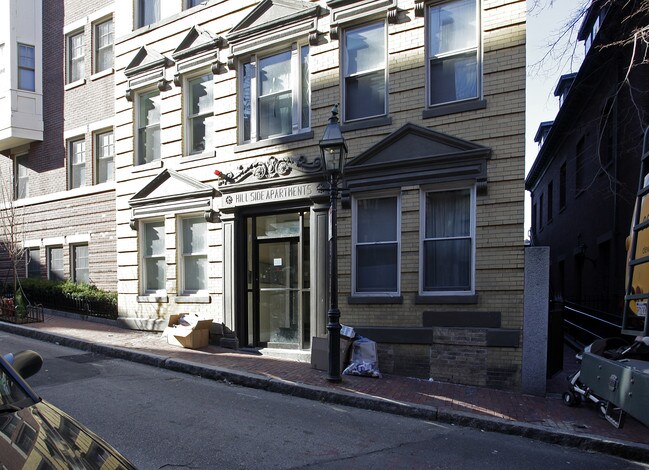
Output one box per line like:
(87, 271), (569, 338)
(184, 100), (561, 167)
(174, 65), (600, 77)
(622, 126), (649, 336)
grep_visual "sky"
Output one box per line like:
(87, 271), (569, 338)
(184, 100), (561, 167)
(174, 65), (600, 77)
(524, 0), (587, 237)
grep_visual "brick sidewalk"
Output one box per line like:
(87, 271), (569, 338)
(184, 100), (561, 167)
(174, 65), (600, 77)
(2, 313), (648, 455)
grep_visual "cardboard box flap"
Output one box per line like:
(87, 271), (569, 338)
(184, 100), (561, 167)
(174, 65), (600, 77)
(194, 319), (213, 330)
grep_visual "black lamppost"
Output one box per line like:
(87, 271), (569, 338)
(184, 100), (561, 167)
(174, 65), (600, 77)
(319, 104), (347, 383)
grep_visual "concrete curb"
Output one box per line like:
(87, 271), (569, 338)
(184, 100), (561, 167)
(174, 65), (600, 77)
(2, 321), (649, 463)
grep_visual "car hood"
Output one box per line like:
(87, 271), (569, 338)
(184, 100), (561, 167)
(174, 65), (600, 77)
(0, 400), (135, 469)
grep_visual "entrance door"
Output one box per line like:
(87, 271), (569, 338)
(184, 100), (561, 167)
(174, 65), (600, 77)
(257, 239), (299, 346)
(246, 212), (310, 349)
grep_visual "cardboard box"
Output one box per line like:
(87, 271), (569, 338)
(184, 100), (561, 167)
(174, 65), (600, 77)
(163, 314), (213, 349)
(310, 336), (351, 371)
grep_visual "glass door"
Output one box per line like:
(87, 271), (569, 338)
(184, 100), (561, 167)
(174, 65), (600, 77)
(246, 212), (310, 349)
(258, 239), (299, 346)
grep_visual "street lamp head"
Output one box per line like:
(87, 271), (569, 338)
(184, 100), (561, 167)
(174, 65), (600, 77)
(319, 104), (348, 176)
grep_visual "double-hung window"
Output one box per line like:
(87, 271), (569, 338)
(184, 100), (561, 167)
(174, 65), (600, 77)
(427, 0), (479, 107)
(240, 44), (310, 143)
(17, 44), (35, 91)
(14, 155), (28, 200)
(138, 0), (160, 28)
(67, 32), (84, 83)
(186, 73), (214, 155)
(421, 187), (475, 294)
(180, 217), (208, 294)
(136, 90), (161, 165)
(142, 220), (165, 293)
(94, 19), (113, 73)
(343, 21), (386, 122)
(69, 139), (86, 189)
(353, 195), (400, 294)
(72, 244), (89, 284)
(48, 247), (64, 282)
(26, 248), (41, 278)
(96, 131), (114, 183)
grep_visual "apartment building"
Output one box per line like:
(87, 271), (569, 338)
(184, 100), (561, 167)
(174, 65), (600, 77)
(112, 0), (526, 389)
(1, 0), (526, 389)
(0, 0), (116, 291)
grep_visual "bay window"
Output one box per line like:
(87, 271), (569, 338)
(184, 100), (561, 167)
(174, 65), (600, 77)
(421, 187), (475, 294)
(353, 195), (400, 294)
(240, 44), (310, 143)
(17, 44), (35, 91)
(427, 0), (479, 107)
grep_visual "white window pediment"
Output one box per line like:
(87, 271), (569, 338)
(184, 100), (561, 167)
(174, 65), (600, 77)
(124, 46), (174, 100)
(129, 169), (216, 226)
(327, 0), (398, 39)
(226, 0), (323, 63)
(172, 26), (227, 82)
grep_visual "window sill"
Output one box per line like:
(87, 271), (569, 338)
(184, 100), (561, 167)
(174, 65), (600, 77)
(65, 79), (86, 91)
(91, 68), (114, 81)
(235, 131), (314, 153)
(180, 150), (216, 164)
(415, 294), (478, 305)
(132, 159), (163, 173)
(422, 99), (487, 119)
(174, 295), (211, 304)
(341, 116), (392, 133)
(137, 295), (169, 303)
(348, 295), (403, 305)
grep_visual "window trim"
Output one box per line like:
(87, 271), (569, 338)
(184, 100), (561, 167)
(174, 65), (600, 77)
(135, 88), (161, 166)
(419, 183), (476, 297)
(425, 0), (482, 110)
(341, 19), (388, 124)
(352, 191), (401, 296)
(66, 30), (85, 84)
(68, 137), (87, 190)
(184, 71), (214, 156)
(177, 215), (208, 295)
(140, 219), (166, 295)
(71, 243), (89, 284)
(93, 17), (114, 74)
(238, 42), (311, 145)
(17, 43), (35, 92)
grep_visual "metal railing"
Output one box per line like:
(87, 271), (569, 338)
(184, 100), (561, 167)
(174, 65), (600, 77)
(0, 303), (44, 324)
(562, 301), (625, 347)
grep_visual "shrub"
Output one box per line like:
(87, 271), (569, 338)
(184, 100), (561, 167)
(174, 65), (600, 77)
(20, 278), (117, 319)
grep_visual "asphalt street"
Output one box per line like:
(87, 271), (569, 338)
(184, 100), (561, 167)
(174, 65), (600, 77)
(2, 332), (644, 469)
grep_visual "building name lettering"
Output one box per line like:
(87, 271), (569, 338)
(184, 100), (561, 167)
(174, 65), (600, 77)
(230, 183), (316, 206)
